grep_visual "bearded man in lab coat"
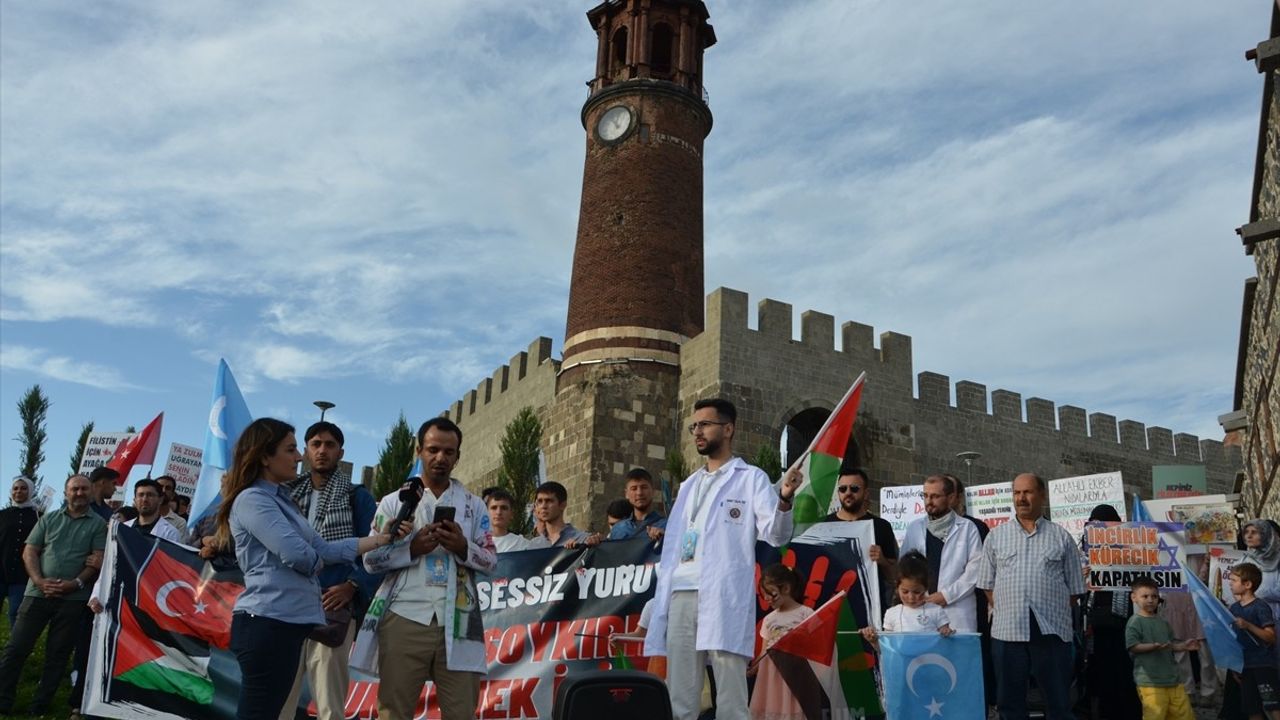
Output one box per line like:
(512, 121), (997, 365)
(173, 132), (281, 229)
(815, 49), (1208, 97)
(900, 473), (984, 632)
(645, 398), (801, 720)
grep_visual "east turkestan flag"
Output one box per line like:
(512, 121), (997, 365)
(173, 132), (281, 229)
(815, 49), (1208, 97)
(789, 373), (865, 531)
(190, 359), (252, 524)
(879, 632), (984, 720)
(754, 591), (883, 720)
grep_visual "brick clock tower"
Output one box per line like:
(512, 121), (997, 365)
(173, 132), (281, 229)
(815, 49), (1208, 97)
(547, 0), (715, 520)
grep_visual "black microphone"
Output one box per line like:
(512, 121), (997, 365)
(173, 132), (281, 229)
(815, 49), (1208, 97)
(392, 477), (424, 531)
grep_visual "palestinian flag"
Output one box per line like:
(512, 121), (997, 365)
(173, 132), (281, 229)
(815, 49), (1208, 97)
(790, 373), (866, 530)
(114, 597), (213, 704)
(119, 520), (243, 649)
(760, 592), (882, 719)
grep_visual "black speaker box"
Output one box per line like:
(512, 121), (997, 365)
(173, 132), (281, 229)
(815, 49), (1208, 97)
(552, 669), (673, 720)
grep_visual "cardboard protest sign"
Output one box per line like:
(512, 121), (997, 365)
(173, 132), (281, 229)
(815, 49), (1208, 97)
(163, 443), (203, 497)
(1207, 547), (1246, 604)
(966, 481), (1014, 530)
(1049, 471), (1126, 541)
(77, 431), (132, 475)
(879, 484), (924, 543)
(1082, 521), (1188, 591)
(1170, 503), (1237, 547)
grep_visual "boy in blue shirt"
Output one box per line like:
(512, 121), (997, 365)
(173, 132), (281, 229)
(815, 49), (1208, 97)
(1228, 562), (1278, 720)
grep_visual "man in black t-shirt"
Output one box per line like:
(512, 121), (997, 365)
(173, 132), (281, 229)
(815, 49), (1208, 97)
(817, 468), (898, 612)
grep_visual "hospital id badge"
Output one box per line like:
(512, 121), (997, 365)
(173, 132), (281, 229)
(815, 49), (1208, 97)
(680, 529), (699, 562)
(426, 556), (449, 586)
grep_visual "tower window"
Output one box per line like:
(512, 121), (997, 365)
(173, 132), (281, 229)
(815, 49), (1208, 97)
(651, 23), (673, 77)
(610, 27), (629, 78)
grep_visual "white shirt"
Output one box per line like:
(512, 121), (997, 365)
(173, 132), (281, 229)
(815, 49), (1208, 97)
(389, 490), (451, 626)
(883, 602), (949, 633)
(671, 464), (728, 591)
(493, 533), (550, 553)
(899, 514), (984, 632)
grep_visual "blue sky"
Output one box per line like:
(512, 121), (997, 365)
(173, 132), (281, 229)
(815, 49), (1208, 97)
(0, 1), (1267, 488)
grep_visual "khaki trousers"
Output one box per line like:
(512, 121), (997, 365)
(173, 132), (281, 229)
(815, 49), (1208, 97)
(278, 621), (356, 720)
(665, 591), (749, 720)
(377, 611), (482, 720)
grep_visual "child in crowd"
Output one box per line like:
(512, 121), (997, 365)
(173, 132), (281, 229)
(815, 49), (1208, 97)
(748, 564), (814, 720)
(859, 551), (953, 649)
(1228, 562), (1279, 720)
(1126, 576), (1198, 720)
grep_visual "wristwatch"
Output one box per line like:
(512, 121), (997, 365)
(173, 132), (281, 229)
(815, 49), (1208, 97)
(74, 578), (84, 590)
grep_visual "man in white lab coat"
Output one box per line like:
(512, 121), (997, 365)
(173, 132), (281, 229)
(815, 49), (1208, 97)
(899, 474), (983, 632)
(645, 398), (801, 720)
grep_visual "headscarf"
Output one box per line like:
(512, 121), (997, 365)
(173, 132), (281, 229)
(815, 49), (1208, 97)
(8, 476), (37, 509)
(1242, 519), (1280, 574)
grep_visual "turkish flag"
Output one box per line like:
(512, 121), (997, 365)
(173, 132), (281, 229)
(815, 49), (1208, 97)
(107, 412), (164, 486)
(134, 539), (242, 649)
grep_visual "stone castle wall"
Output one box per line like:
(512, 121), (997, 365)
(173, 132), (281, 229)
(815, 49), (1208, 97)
(679, 287), (1242, 511)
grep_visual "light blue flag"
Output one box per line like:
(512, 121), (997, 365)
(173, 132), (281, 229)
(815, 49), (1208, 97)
(880, 632), (984, 720)
(189, 359), (253, 525)
(406, 457), (422, 480)
(1132, 494), (1152, 522)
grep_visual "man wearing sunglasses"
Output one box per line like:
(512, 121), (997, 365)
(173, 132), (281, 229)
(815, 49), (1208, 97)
(820, 468), (899, 612)
(645, 398), (800, 720)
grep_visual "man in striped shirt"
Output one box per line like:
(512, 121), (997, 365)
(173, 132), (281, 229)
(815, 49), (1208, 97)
(977, 472), (1084, 720)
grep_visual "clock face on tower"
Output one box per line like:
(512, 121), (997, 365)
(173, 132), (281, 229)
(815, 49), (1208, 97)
(596, 105), (634, 144)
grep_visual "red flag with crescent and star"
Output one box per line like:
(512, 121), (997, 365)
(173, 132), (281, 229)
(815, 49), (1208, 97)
(106, 412), (164, 486)
(133, 535), (242, 649)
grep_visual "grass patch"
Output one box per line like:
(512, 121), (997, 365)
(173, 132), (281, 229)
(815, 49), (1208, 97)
(0, 605), (77, 719)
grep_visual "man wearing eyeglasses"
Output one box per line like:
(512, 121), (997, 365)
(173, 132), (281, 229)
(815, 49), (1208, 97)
(819, 468), (899, 612)
(645, 398), (800, 720)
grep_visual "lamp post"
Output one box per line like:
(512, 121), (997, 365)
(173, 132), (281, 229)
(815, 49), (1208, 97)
(313, 401), (335, 421)
(956, 450), (982, 485)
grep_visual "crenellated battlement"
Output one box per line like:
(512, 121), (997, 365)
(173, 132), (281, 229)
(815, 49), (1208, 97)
(704, 286), (913, 368)
(442, 337), (560, 424)
(913, 371), (1232, 465)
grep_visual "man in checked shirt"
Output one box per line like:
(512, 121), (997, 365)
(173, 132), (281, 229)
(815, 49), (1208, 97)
(978, 473), (1085, 720)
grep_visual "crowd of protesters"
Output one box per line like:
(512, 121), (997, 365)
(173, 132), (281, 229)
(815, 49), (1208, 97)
(0, 396), (1275, 720)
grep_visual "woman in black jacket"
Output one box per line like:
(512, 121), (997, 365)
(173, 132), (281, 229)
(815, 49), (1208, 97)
(0, 476), (39, 628)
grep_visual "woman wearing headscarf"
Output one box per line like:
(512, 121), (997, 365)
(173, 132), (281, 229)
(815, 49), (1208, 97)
(0, 477), (39, 628)
(1081, 503), (1142, 718)
(1240, 518), (1280, 662)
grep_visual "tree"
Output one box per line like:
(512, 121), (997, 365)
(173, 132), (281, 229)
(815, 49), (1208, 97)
(15, 385), (50, 494)
(373, 413), (416, 500)
(753, 443), (783, 482)
(496, 407), (542, 535)
(69, 420), (95, 476)
(663, 447), (687, 505)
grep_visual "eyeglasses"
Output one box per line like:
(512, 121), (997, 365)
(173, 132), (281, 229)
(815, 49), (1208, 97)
(687, 421), (728, 435)
(837, 485), (863, 494)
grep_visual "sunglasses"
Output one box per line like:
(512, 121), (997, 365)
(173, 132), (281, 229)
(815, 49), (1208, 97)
(837, 485), (863, 494)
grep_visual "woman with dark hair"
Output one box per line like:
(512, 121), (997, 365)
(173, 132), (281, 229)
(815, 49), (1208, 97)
(0, 477), (38, 628)
(1081, 503), (1142, 719)
(215, 418), (396, 720)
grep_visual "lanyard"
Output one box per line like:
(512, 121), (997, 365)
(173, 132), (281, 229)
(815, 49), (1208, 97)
(688, 466), (725, 529)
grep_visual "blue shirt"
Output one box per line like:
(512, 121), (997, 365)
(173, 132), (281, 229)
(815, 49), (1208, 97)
(607, 510), (667, 540)
(1230, 598), (1276, 668)
(230, 479), (359, 625)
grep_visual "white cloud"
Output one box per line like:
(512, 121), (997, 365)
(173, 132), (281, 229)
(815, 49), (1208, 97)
(0, 345), (139, 392)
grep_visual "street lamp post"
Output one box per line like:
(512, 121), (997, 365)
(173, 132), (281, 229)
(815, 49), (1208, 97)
(956, 450), (982, 485)
(313, 401), (335, 421)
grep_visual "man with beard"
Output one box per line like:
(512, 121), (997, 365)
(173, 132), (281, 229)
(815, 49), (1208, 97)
(87, 467), (118, 520)
(978, 473), (1084, 720)
(817, 467), (899, 613)
(153, 475), (188, 538)
(365, 418), (496, 720)
(899, 474), (983, 632)
(646, 398), (800, 720)
(0, 475), (105, 716)
(278, 421), (379, 720)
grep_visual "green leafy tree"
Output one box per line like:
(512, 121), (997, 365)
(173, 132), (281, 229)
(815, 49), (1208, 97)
(16, 385), (50, 495)
(752, 443), (783, 482)
(374, 413), (416, 500)
(69, 420), (95, 476)
(663, 447), (687, 505)
(496, 407), (542, 535)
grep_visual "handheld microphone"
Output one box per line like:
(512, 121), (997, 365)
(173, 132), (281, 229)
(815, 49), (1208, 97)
(391, 477), (425, 531)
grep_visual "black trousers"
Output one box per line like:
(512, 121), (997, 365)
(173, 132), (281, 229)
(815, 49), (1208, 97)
(230, 612), (313, 720)
(0, 595), (91, 712)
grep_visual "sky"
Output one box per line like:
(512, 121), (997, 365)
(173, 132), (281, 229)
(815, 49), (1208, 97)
(0, 1), (1269, 491)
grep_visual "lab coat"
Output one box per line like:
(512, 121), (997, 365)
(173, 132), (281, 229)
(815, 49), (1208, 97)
(900, 515), (984, 632)
(645, 457), (793, 659)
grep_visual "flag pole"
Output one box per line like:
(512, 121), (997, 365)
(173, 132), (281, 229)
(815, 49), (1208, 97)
(784, 372), (866, 476)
